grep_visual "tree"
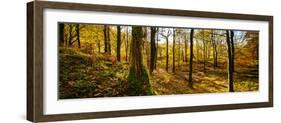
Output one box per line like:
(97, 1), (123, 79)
(149, 27), (157, 74)
(160, 28), (172, 72)
(154, 28), (159, 69)
(144, 28), (150, 68)
(172, 28), (176, 73)
(125, 27), (130, 61)
(202, 30), (206, 73)
(68, 24), (74, 46)
(177, 30), (182, 69)
(97, 36), (101, 54)
(75, 24), (81, 48)
(127, 26), (153, 95)
(189, 29), (194, 88)
(107, 26), (112, 54)
(244, 31), (259, 61)
(184, 32), (188, 63)
(226, 30), (234, 92)
(211, 30), (218, 68)
(59, 23), (65, 46)
(103, 25), (108, 53)
(116, 26), (121, 61)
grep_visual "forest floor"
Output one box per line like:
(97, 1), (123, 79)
(59, 48), (258, 99)
(150, 63), (258, 95)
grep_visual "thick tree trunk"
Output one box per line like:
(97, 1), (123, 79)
(130, 26), (143, 78)
(128, 26), (152, 95)
(226, 30), (234, 92)
(59, 23), (64, 46)
(75, 24), (81, 48)
(172, 28), (176, 73)
(189, 29), (194, 88)
(150, 27), (156, 74)
(117, 26), (121, 61)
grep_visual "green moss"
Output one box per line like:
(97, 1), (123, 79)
(127, 66), (155, 96)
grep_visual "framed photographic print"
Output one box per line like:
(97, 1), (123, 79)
(27, 1), (273, 122)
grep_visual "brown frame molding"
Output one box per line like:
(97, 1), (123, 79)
(27, 1), (273, 122)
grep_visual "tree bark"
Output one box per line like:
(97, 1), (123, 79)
(226, 30), (234, 92)
(103, 25), (108, 53)
(172, 28), (176, 73)
(117, 26), (121, 61)
(107, 26), (111, 54)
(127, 26), (152, 95)
(184, 34), (188, 63)
(154, 28), (159, 70)
(230, 30), (235, 72)
(178, 35), (181, 69)
(189, 29), (194, 88)
(130, 26), (143, 78)
(150, 27), (156, 74)
(125, 27), (129, 61)
(68, 24), (73, 46)
(59, 23), (64, 46)
(75, 24), (81, 48)
(166, 37), (169, 72)
(202, 30), (206, 73)
(212, 31), (218, 68)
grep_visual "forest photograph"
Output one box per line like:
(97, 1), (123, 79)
(58, 23), (259, 99)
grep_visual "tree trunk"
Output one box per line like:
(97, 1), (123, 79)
(117, 26), (121, 62)
(196, 38), (200, 62)
(172, 28), (176, 73)
(68, 24), (73, 46)
(166, 37), (169, 72)
(184, 35), (188, 63)
(107, 26), (111, 54)
(154, 30), (159, 69)
(75, 24), (81, 48)
(125, 27), (129, 61)
(202, 30), (206, 73)
(97, 39), (101, 54)
(150, 27), (156, 74)
(212, 31), (218, 68)
(178, 36), (181, 69)
(59, 23), (64, 46)
(128, 26), (152, 95)
(189, 29), (194, 88)
(103, 25), (108, 53)
(226, 30), (234, 92)
(230, 31), (235, 72)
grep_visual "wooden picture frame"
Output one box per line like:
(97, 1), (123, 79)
(27, 1), (273, 122)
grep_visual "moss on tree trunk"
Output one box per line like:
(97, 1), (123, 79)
(127, 26), (154, 96)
